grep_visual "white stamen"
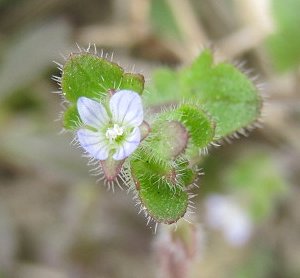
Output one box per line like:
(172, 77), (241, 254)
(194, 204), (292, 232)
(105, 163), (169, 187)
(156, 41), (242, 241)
(76, 90), (143, 161)
(105, 124), (124, 142)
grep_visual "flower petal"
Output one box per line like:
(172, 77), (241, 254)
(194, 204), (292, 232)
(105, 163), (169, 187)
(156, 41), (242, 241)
(110, 90), (143, 127)
(113, 127), (141, 160)
(77, 97), (109, 128)
(77, 129), (109, 160)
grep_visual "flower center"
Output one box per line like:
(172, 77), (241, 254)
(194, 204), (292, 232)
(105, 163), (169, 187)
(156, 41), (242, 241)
(105, 124), (124, 143)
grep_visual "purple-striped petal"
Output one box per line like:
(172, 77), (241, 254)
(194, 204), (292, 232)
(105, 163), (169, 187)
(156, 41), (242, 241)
(113, 127), (141, 160)
(77, 97), (109, 129)
(110, 90), (143, 127)
(77, 129), (109, 160)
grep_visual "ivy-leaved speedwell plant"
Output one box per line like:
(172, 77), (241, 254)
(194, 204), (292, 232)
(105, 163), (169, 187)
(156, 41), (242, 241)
(54, 45), (262, 227)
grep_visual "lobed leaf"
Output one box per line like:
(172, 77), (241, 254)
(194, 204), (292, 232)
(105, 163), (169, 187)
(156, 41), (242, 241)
(62, 53), (123, 102)
(150, 104), (215, 159)
(176, 104), (215, 149)
(131, 157), (189, 223)
(180, 50), (262, 138)
(61, 53), (145, 130)
(138, 179), (188, 224)
(147, 49), (262, 139)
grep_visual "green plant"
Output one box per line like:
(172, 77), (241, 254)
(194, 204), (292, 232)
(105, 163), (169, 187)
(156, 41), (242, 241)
(54, 45), (262, 226)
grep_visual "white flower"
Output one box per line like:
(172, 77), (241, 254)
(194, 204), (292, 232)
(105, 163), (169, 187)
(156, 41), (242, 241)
(204, 194), (253, 247)
(76, 90), (143, 161)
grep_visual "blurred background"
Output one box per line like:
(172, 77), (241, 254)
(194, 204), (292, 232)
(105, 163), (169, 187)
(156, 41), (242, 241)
(0, 0), (299, 277)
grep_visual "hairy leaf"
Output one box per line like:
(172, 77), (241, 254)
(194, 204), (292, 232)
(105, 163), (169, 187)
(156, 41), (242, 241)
(61, 53), (145, 129)
(150, 104), (215, 159)
(63, 105), (81, 130)
(62, 53), (123, 102)
(147, 49), (261, 138)
(131, 157), (189, 223)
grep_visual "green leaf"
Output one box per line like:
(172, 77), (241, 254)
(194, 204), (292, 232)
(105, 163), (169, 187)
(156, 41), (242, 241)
(180, 50), (261, 138)
(129, 149), (197, 223)
(176, 159), (197, 187)
(149, 103), (215, 161)
(120, 73), (145, 94)
(61, 53), (144, 103)
(63, 105), (81, 130)
(138, 180), (188, 224)
(145, 68), (180, 106)
(62, 53), (122, 102)
(181, 48), (213, 77)
(147, 50), (261, 138)
(176, 104), (215, 149)
(145, 50), (213, 107)
(265, 0), (300, 71)
(61, 53), (145, 130)
(131, 157), (189, 223)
